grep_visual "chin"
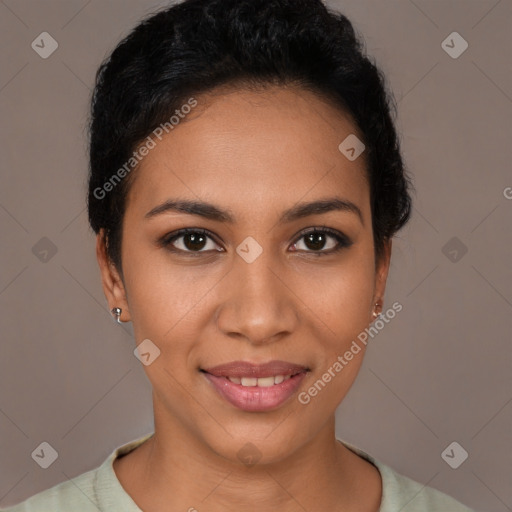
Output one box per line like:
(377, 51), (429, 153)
(199, 417), (314, 468)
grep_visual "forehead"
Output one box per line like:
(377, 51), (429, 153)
(125, 85), (370, 222)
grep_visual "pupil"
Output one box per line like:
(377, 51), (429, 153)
(306, 233), (325, 251)
(185, 233), (206, 251)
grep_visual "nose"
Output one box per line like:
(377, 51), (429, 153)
(215, 254), (298, 346)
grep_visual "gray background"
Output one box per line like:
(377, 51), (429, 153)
(0, 0), (510, 510)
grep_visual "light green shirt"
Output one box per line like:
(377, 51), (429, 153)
(1, 433), (476, 511)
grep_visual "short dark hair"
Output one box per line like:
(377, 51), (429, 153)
(87, 0), (414, 274)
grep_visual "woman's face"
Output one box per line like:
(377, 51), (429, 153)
(98, 85), (391, 464)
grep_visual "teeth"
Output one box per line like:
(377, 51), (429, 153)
(228, 375), (294, 386)
(240, 377), (258, 387)
(256, 376), (275, 387)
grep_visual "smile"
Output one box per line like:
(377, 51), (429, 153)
(201, 360), (309, 412)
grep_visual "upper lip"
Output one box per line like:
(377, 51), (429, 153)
(202, 360), (309, 378)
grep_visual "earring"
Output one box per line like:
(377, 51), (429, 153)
(372, 301), (382, 319)
(111, 307), (122, 324)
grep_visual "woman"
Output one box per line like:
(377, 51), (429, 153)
(3, 0), (476, 510)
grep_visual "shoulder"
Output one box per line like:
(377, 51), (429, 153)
(338, 439), (476, 512)
(378, 462), (475, 511)
(0, 467), (100, 512)
(1, 433), (153, 512)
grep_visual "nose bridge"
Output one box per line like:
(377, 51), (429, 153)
(216, 248), (297, 344)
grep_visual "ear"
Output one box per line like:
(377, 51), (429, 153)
(96, 229), (131, 323)
(370, 239), (392, 321)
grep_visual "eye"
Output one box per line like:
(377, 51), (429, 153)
(290, 227), (352, 255)
(159, 226), (352, 256)
(160, 228), (222, 253)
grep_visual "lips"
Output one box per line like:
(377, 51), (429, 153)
(201, 360), (309, 412)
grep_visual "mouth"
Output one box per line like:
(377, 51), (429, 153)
(220, 374), (297, 387)
(200, 360), (309, 412)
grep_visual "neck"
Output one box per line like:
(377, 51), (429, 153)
(114, 401), (382, 511)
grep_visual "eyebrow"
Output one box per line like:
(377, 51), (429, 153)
(145, 197), (364, 226)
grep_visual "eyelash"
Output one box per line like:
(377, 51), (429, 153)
(159, 226), (352, 256)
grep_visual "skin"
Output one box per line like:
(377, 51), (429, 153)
(97, 84), (391, 511)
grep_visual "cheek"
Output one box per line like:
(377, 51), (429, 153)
(293, 256), (375, 410)
(292, 251), (376, 348)
(121, 237), (224, 357)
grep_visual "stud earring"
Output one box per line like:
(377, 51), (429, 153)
(111, 307), (122, 324)
(372, 301), (382, 319)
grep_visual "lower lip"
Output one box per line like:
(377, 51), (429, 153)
(203, 372), (307, 412)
